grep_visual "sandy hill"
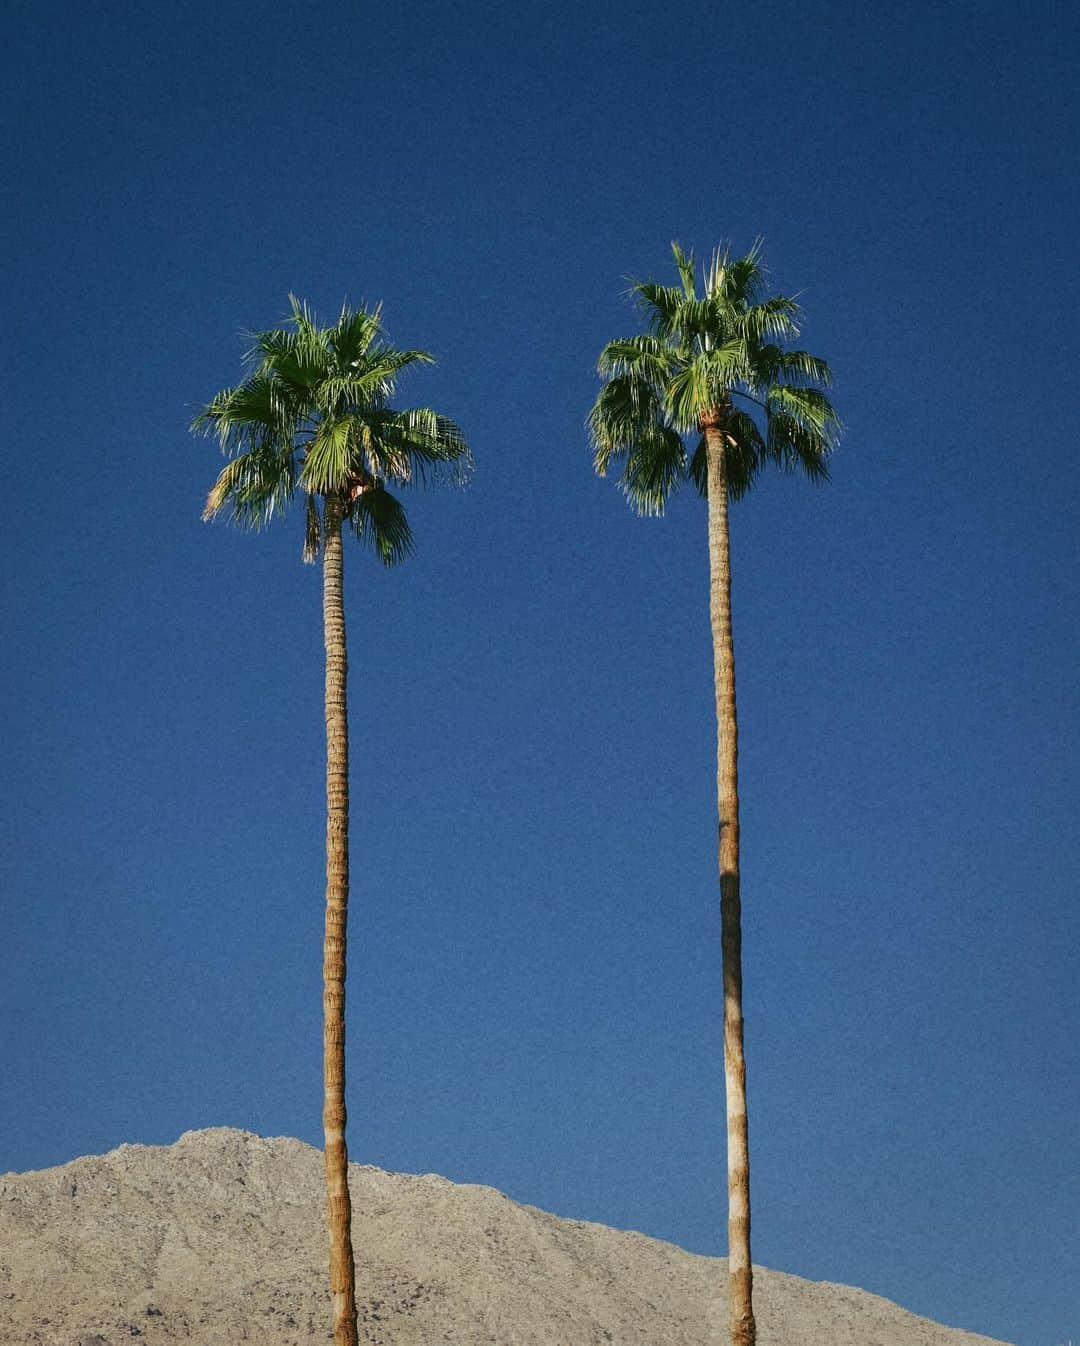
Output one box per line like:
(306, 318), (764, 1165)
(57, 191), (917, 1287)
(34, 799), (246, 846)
(0, 1127), (1008, 1346)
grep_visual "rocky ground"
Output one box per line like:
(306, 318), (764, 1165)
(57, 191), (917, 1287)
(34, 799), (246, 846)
(0, 1127), (1009, 1346)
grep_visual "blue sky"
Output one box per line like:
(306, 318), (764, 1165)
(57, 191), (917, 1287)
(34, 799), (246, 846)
(2, 2), (1077, 1344)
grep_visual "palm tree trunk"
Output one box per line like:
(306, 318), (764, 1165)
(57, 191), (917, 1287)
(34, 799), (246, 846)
(704, 415), (755, 1346)
(321, 493), (359, 1346)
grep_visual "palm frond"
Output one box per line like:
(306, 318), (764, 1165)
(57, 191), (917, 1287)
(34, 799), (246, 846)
(619, 423), (687, 516)
(192, 375), (298, 454)
(764, 385), (840, 479)
(766, 384), (841, 441)
(703, 244), (733, 302)
(701, 339), (752, 403)
(370, 407), (473, 486)
(366, 344), (436, 377)
(348, 482), (415, 566)
(750, 345), (831, 388)
(300, 416), (354, 495)
(634, 282), (694, 342)
(252, 299), (335, 390)
(316, 348), (435, 417)
(588, 374), (666, 475)
(329, 303), (382, 367)
(738, 294), (801, 342)
(663, 358), (713, 432)
(202, 445), (295, 527)
(712, 239), (764, 305)
(287, 293), (323, 346)
(597, 334), (674, 387)
(671, 242), (697, 299)
(766, 413), (832, 481)
(678, 297), (720, 342)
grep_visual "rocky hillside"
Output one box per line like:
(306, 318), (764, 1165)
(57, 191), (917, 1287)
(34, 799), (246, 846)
(0, 1128), (1009, 1346)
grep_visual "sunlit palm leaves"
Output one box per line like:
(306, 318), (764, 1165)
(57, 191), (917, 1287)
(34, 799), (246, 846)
(195, 297), (472, 566)
(590, 242), (841, 513)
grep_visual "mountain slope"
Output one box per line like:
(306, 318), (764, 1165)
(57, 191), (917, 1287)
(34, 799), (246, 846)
(0, 1128), (1009, 1346)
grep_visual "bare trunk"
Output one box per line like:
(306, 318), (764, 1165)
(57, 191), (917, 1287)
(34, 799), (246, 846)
(321, 493), (358, 1346)
(704, 415), (755, 1346)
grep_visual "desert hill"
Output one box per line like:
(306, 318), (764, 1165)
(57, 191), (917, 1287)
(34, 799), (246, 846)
(0, 1127), (1009, 1346)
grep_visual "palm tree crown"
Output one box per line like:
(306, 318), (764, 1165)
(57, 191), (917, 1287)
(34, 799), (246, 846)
(589, 241), (840, 512)
(195, 296), (472, 562)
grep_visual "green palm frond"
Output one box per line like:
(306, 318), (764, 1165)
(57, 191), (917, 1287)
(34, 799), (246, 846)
(328, 302), (382, 367)
(373, 407), (474, 486)
(671, 241), (697, 299)
(202, 445), (295, 527)
(366, 345), (436, 379)
(193, 374), (298, 452)
(663, 358), (713, 432)
(249, 299), (335, 388)
(285, 294), (326, 350)
(348, 483), (415, 567)
(739, 295), (801, 342)
(250, 335), (325, 391)
(764, 385), (841, 478)
(588, 374), (667, 477)
(620, 423), (687, 516)
(597, 334), (675, 386)
(634, 282), (695, 342)
(751, 345), (832, 388)
(710, 240), (764, 305)
(766, 384), (841, 439)
(301, 416), (353, 495)
(766, 412), (833, 480)
(316, 347), (435, 413)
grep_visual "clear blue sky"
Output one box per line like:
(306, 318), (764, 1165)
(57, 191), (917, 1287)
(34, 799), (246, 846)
(2, 3), (1077, 1344)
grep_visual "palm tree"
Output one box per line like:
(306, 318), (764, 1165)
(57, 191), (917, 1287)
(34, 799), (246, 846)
(589, 242), (840, 1346)
(195, 298), (471, 1346)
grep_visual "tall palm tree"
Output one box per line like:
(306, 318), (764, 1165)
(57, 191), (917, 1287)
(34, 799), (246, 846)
(589, 242), (840, 1346)
(194, 298), (471, 1346)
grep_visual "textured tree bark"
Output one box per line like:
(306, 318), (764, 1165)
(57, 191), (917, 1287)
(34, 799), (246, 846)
(703, 413), (755, 1346)
(321, 493), (359, 1346)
